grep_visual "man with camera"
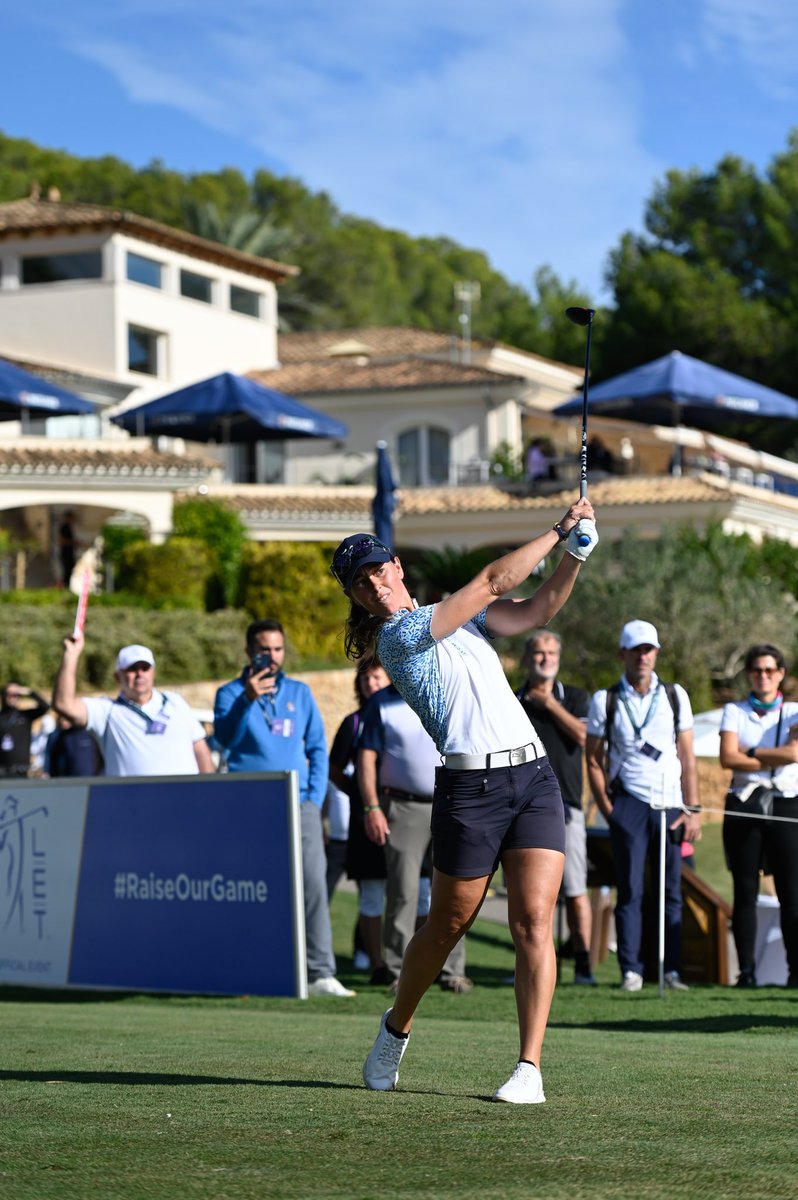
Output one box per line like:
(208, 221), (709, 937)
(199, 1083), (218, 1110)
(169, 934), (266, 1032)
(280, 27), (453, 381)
(214, 619), (354, 997)
(585, 620), (701, 993)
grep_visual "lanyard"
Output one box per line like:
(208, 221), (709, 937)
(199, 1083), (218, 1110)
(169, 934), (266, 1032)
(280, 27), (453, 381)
(256, 681), (281, 730)
(618, 681), (661, 741)
(115, 691), (170, 728)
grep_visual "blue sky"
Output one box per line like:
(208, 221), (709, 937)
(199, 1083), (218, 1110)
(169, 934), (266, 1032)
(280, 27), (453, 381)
(4, 0), (798, 301)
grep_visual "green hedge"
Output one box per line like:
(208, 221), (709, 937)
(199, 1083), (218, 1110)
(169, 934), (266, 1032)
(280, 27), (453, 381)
(0, 606), (250, 692)
(118, 537), (213, 610)
(237, 541), (349, 665)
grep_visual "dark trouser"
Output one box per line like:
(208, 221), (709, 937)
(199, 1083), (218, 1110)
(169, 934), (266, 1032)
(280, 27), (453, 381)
(723, 795), (798, 979)
(609, 790), (683, 977)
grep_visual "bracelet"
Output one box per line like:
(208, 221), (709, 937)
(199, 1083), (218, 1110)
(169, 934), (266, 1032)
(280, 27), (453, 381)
(683, 805), (702, 814)
(363, 804), (381, 813)
(553, 523), (569, 542)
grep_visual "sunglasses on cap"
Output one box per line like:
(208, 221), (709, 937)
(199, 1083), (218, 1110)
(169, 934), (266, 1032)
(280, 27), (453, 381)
(330, 535), (392, 590)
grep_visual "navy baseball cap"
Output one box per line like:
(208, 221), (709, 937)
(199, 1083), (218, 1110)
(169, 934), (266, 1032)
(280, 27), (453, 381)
(330, 534), (393, 592)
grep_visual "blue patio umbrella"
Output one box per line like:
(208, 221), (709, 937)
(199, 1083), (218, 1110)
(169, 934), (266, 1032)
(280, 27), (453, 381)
(110, 371), (347, 442)
(554, 351), (798, 472)
(372, 441), (397, 550)
(0, 358), (95, 419)
(555, 350), (798, 426)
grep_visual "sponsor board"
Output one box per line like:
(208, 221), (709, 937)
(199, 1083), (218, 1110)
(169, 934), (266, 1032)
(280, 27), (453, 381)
(0, 773), (305, 997)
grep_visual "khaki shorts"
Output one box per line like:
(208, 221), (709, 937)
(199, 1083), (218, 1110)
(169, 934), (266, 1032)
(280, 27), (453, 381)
(562, 806), (588, 897)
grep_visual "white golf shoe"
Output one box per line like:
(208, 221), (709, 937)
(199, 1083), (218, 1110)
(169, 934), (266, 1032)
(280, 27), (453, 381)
(307, 976), (356, 997)
(493, 1061), (546, 1104)
(363, 1009), (409, 1091)
(620, 970), (644, 992)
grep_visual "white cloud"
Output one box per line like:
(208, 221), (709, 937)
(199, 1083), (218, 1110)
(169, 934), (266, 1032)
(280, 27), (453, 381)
(34, 0), (668, 296)
(699, 0), (798, 100)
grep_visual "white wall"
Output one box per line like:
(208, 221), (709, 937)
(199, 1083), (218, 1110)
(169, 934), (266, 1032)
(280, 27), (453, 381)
(283, 382), (522, 485)
(0, 229), (280, 397)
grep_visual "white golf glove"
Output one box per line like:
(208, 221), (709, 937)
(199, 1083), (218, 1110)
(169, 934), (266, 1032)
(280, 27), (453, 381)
(566, 519), (599, 562)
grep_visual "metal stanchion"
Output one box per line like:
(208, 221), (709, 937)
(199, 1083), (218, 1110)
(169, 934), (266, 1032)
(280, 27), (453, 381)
(652, 776), (668, 999)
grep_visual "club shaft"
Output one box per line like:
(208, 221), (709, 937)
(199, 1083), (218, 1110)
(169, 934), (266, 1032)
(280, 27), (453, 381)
(579, 319), (593, 500)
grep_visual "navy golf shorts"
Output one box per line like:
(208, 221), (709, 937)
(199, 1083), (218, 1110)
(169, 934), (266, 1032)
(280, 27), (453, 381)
(430, 756), (565, 878)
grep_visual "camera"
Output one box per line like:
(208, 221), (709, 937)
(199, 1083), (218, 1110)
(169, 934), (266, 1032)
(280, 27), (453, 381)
(251, 651), (274, 676)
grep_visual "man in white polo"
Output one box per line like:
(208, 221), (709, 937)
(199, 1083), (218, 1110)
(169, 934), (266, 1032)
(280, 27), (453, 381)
(585, 620), (701, 992)
(53, 634), (213, 776)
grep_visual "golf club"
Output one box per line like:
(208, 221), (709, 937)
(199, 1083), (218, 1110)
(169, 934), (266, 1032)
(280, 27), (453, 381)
(565, 306), (596, 545)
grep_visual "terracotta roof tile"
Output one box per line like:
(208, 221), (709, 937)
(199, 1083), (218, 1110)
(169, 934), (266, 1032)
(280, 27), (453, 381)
(275, 326), (579, 375)
(249, 356), (520, 395)
(193, 474), (746, 521)
(277, 327), (462, 363)
(0, 197), (299, 283)
(0, 443), (217, 477)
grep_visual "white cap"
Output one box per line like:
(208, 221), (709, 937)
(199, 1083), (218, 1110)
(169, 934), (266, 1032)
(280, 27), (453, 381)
(619, 620), (660, 650)
(116, 644), (155, 671)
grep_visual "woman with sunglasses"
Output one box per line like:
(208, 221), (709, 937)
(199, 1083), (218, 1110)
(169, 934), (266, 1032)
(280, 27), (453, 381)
(719, 644), (798, 988)
(330, 497), (598, 1103)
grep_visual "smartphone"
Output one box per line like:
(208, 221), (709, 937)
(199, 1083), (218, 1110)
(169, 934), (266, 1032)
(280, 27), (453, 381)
(251, 651), (274, 675)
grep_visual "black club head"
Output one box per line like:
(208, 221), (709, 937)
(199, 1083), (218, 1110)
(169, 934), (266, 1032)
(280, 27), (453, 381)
(565, 306), (596, 327)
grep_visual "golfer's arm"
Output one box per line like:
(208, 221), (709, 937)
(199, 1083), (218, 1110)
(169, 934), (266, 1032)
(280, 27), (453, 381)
(485, 553), (581, 637)
(431, 528), (562, 640)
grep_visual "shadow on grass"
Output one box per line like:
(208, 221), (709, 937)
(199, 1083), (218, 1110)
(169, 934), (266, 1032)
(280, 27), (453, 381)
(551, 1008), (798, 1035)
(0, 1069), (361, 1089)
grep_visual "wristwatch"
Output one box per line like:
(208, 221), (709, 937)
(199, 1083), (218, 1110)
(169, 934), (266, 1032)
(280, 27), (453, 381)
(553, 523), (569, 542)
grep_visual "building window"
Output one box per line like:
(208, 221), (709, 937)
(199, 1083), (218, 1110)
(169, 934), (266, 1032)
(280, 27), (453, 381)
(127, 252), (163, 289)
(128, 326), (161, 376)
(180, 269), (213, 304)
(397, 426), (451, 486)
(230, 284), (262, 318)
(21, 251), (103, 285)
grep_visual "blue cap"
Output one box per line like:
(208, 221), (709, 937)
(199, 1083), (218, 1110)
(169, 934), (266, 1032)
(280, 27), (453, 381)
(330, 534), (393, 591)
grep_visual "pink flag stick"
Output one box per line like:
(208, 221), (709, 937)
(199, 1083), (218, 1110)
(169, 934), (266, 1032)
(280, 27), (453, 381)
(73, 569), (91, 638)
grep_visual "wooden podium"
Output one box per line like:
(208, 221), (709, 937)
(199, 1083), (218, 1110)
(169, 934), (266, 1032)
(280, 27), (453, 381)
(586, 829), (732, 985)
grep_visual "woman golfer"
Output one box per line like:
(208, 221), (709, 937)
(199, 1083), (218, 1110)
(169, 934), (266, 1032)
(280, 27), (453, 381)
(330, 496), (598, 1104)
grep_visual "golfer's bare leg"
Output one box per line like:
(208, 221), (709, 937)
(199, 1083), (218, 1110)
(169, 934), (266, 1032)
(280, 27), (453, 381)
(390, 869), (490, 1033)
(503, 847), (564, 1065)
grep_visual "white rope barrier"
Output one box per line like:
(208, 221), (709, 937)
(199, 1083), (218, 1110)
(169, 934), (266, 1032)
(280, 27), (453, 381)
(691, 805), (798, 825)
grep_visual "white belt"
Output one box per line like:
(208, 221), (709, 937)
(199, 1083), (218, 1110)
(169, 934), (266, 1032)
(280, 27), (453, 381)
(443, 738), (545, 771)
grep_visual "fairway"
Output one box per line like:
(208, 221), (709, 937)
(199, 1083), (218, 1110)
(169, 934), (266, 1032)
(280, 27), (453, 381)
(2, 887), (796, 1200)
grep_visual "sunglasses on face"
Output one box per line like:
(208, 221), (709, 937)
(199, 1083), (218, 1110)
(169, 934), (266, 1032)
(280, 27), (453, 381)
(749, 666), (780, 675)
(330, 536), (388, 587)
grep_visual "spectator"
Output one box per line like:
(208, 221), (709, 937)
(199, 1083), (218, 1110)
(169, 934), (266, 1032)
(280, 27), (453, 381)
(524, 438), (551, 484)
(214, 618), (354, 999)
(585, 620), (701, 992)
(53, 638), (213, 776)
(58, 510), (79, 588)
(359, 680), (472, 993)
(328, 656), (391, 973)
(719, 643), (798, 988)
(0, 682), (50, 778)
(44, 714), (104, 777)
(518, 630), (596, 986)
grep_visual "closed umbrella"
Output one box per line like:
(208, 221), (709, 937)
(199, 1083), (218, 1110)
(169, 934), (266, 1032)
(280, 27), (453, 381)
(372, 441), (397, 550)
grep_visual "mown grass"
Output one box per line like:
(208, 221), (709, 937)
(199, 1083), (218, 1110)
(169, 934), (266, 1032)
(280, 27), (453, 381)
(1, 852), (795, 1200)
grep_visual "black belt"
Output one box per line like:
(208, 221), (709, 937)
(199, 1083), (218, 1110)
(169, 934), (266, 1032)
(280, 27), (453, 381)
(380, 786), (433, 804)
